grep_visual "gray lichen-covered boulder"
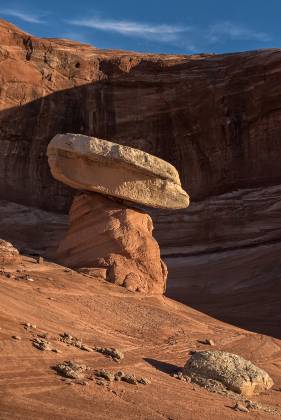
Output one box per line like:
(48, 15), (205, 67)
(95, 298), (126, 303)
(47, 133), (189, 209)
(183, 350), (273, 397)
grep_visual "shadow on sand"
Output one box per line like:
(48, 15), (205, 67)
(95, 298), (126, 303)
(144, 358), (181, 375)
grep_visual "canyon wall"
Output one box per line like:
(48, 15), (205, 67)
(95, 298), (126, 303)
(1, 20), (281, 328)
(1, 19), (281, 214)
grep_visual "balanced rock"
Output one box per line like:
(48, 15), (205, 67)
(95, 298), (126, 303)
(183, 350), (273, 397)
(47, 133), (189, 209)
(56, 192), (167, 294)
(0, 239), (21, 266)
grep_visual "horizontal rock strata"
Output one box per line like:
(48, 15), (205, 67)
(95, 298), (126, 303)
(2, 20), (281, 212)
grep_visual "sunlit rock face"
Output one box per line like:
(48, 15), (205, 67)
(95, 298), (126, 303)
(47, 133), (189, 209)
(1, 19), (281, 212)
(56, 192), (168, 294)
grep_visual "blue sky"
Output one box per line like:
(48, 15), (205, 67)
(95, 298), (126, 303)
(0, 0), (279, 54)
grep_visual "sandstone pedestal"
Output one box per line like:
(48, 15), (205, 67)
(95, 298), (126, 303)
(56, 192), (167, 294)
(48, 133), (189, 294)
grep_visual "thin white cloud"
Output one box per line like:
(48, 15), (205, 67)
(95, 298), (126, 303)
(67, 16), (190, 43)
(66, 16), (272, 52)
(207, 21), (271, 44)
(0, 8), (46, 24)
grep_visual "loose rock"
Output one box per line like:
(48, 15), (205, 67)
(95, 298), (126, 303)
(54, 361), (87, 380)
(198, 339), (215, 346)
(120, 374), (138, 385)
(92, 369), (150, 386)
(94, 346), (124, 361)
(38, 256), (44, 264)
(95, 369), (115, 382)
(59, 332), (82, 349)
(32, 337), (53, 351)
(233, 402), (249, 413)
(81, 344), (94, 352)
(138, 377), (151, 385)
(183, 350), (274, 396)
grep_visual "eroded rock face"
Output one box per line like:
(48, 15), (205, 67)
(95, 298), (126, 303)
(0, 239), (21, 266)
(183, 350), (273, 396)
(47, 133), (189, 209)
(1, 19), (281, 212)
(56, 192), (167, 294)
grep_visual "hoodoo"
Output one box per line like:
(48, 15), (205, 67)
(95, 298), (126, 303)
(47, 133), (189, 294)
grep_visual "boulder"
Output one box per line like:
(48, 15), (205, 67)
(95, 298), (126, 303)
(47, 133), (189, 210)
(56, 192), (167, 294)
(0, 239), (21, 266)
(183, 350), (273, 396)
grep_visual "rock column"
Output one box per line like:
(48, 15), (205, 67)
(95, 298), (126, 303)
(57, 192), (167, 294)
(47, 133), (189, 294)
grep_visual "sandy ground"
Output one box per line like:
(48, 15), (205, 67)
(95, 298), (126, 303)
(0, 256), (281, 419)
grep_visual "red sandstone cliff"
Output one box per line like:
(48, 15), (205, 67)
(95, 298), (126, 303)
(1, 19), (281, 213)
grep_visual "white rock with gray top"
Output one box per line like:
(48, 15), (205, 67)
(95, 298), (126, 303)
(183, 350), (273, 397)
(47, 133), (189, 209)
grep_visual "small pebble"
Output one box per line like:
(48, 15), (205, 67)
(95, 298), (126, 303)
(233, 402), (249, 413)
(198, 338), (215, 346)
(96, 379), (106, 386)
(138, 377), (151, 385)
(12, 335), (21, 340)
(38, 256), (44, 264)
(38, 332), (49, 339)
(81, 344), (94, 352)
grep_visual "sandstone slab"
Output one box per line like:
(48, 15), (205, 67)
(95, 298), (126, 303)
(183, 350), (274, 396)
(56, 192), (167, 294)
(47, 134), (189, 209)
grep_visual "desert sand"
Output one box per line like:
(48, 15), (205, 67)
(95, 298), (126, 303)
(0, 244), (281, 418)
